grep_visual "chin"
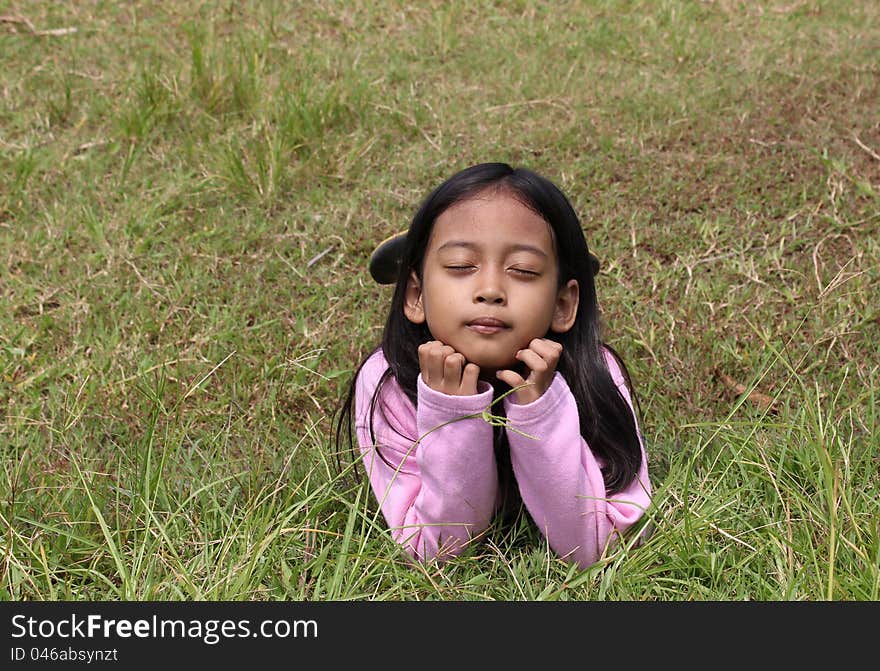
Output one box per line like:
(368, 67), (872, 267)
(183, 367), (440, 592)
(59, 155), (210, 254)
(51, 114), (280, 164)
(440, 335), (523, 371)
(465, 351), (519, 372)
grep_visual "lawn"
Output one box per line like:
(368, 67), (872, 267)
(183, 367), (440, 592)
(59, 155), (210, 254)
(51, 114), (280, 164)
(1, 0), (878, 600)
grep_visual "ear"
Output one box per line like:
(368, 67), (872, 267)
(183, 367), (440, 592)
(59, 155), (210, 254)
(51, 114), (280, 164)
(550, 279), (579, 333)
(403, 271), (426, 324)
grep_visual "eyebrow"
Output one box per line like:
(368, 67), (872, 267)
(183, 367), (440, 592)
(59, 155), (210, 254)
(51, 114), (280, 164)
(436, 240), (549, 258)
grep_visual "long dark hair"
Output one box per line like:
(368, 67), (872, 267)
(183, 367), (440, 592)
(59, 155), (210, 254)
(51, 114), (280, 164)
(334, 163), (643, 499)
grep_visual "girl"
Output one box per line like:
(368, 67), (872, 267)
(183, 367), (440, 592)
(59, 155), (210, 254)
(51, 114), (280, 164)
(335, 163), (651, 569)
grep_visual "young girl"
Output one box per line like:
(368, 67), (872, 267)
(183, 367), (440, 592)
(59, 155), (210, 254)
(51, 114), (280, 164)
(335, 162), (651, 569)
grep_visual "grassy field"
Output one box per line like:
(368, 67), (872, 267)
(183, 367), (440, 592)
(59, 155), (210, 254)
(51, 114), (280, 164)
(1, 0), (878, 600)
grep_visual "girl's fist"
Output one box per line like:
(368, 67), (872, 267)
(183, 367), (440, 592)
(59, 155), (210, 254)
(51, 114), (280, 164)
(418, 340), (481, 396)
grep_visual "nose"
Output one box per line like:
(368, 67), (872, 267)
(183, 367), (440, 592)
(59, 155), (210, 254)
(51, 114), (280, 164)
(474, 270), (506, 305)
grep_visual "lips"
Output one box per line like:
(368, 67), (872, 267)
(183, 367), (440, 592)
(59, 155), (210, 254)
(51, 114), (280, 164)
(466, 317), (509, 334)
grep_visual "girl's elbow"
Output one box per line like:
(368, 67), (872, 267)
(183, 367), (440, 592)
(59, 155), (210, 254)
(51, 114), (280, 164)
(393, 523), (482, 564)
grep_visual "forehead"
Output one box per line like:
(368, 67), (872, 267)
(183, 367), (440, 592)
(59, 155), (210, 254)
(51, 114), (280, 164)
(428, 191), (555, 254)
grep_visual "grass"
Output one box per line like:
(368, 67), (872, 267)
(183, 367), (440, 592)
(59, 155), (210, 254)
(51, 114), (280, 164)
(1, 0), (878, 601)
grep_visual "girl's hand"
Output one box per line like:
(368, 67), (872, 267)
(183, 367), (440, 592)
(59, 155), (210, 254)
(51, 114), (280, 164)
(418, 340), (481, 396)
(496, 338), (562, 405)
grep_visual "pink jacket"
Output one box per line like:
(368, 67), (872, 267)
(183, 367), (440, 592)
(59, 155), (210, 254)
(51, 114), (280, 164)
(354, 348), (651, 568)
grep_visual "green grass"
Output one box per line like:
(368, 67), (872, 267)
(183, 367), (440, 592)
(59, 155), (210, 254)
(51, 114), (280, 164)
(1, 0), (878, 600)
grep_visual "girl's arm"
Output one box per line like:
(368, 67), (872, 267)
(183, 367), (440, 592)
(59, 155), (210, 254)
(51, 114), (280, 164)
(354, 350), (499, 562)
(503, 351), (651, 569)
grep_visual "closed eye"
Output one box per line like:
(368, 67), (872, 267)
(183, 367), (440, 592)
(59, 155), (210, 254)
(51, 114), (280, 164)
(509, 267), (540, 277)
(445, 265), (476, 273)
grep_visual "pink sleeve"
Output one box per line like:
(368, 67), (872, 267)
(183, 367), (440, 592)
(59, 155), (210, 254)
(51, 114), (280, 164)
(354, 350), (498, 562)
(503, 350), (651, 568)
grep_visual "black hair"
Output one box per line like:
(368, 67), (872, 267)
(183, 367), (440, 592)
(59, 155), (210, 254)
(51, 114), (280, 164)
(334, 162), (643, 507)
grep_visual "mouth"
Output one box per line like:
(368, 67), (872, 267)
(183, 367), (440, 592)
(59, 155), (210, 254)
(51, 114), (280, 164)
(466, 317), (509, 335)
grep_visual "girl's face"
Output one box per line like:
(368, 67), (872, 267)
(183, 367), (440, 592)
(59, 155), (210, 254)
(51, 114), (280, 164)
(403, 190), (579, 372)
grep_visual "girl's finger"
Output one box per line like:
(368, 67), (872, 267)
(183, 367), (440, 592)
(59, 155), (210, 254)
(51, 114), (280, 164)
(418, 341), (436, 381)
(419, 342), (437, 383)
(516, 347), (549, 375)
(495, 369), (526, 389)
(443, 352), (464, 390)
(460, 362), (480, 395)
(420, 342), (447, 383)
(527, 338), (563, 364)
(426, 343), (453, 382)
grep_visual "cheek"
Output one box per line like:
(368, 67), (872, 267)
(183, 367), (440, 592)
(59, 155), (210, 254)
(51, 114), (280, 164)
(526, 287), (563, 332)
(422, 277), (458, 313)
(527, 283), (560, 311)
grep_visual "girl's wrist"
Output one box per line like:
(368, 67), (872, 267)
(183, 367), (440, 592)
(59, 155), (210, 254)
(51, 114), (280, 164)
(417, 373), (494, 407)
